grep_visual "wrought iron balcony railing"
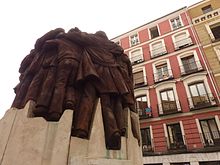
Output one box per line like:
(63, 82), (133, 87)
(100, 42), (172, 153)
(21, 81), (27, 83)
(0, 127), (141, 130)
(154, 69), (173, 82)
(202, 131), (220, 147)
(188, 93), (217, 110)
(166, 136), (186, 150)
(142, 144), (153, 153)
(138, 107), (152, 119)
(158, 100), (181, 115)
(179, 60), (203, 75)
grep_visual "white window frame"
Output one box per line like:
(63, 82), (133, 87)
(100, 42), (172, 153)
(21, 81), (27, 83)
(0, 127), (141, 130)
(155, 81), (181, 115)
(135, 88), (150, 108)
(163, 122), (186, 149)
(129, 33), (140, 47)
(196, 116), (220, 147)
(153, 59), (173, 82)
(214, 46), (220, 61)
(182, 73), (216, 109)
(177, 50), (203, 74)
(169, 15), (183, 30)
(149, 39), (167, 58)
(205, 18), (220, 41)
(133, 66), (147, 86)
(129, 47), (144, 64)
(141, 126), (154, 151)
(172, 30), (192, 50)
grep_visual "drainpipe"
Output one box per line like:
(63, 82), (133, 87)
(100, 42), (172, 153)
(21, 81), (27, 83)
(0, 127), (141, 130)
(185, 9), (220, 103)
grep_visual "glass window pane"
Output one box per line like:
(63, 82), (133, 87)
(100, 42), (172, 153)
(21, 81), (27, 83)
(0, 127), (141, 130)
(197, 83), (207, 96)
(167, 90), (175, 101)
(208, 119), (220, 139)
(161, 91), (168, 101)
(200, 120), (212, 140)
(189, 85), (199, 96)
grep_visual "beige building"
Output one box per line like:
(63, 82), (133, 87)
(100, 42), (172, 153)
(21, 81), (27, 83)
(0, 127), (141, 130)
(188, 0), (220, 95)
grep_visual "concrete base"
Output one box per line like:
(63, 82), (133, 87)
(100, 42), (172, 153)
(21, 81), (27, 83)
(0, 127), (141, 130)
(0, 101), (142, 165)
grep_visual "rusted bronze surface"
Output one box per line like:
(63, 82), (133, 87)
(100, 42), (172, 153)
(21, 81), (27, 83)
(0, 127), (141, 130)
(11, 28), (140, 150)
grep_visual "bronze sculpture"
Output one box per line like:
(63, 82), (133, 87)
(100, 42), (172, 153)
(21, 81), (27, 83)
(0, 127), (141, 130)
(11, 28), (140, 150)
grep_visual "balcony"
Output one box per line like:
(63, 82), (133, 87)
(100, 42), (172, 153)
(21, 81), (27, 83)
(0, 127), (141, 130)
(188, 93), (217, 110)
(142, 144), (153, 156)
(130, 54), (144, 65)
(174, 37), (193, 50)
(193, 8), (220, 24)
(180, 60), (203, 75)
(166, 136), (186, 151)
(202, 131), (220, 147)
(154, 69), (173, 83)
(150, 46), (167, 58)
(158, 100), (181, 116)
(138, 107), (152, 119)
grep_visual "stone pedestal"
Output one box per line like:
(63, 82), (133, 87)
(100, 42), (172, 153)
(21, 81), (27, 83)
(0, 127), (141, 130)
(0, 101), (142, 165)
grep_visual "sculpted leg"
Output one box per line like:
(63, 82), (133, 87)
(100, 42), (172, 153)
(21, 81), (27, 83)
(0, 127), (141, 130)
(101, 94), (121, 150)
(72, 83), (98, 138)
(48, 59), (76, 121)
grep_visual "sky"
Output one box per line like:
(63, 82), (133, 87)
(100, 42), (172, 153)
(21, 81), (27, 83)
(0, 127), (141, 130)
(0, 0), (201, 119)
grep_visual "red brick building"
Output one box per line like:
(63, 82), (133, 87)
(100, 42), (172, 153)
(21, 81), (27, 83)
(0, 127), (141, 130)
(112, 6), (220, 165)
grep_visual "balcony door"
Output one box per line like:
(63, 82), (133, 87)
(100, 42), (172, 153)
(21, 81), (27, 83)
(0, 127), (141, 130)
(160, 89), (177, 114)
(136, 95), (150, 119)
(189, 82), (210, 108)
(141, 128), (153, 153)
(181, 55), (198, 74)
(200, 119), (220, 146)
(167, 123), (185, 150)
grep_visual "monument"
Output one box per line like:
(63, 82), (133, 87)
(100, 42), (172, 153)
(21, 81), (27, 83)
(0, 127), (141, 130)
(0, 28), (142, 165)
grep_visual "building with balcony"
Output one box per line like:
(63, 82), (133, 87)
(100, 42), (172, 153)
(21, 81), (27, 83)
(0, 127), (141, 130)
(112, 3), (220, 165)
(188, 0), (220, 91)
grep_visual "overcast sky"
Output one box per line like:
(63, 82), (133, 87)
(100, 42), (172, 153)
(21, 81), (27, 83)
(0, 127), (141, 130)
(0, 0), (201, 119)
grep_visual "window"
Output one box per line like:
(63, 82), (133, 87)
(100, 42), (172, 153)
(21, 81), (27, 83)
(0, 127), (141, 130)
(173, 32), (193, 50)
(130, 34), (139, 46)
(150, 26), (159, 39)
(133, 70), (145, 87)
(170, 17), (182, 30)
(189, 82), (213, 109)
(141, 128), (153, 153)
(214, 46), (220, 61)
(200, 161), (220, 165)
(157, 64), (168, 79)
(167, 123), (185, 150)
(154, 63), (172, 82)
(171, 163), (190, 165)
(150, 40), (167, 58)
(200, 119), (220, 146)
(136, 95), (151, 119)
(181, 55), (199, 74)
(160, 89), (178, 114)
(202, 5), (213, 14)
(130, 48), (144, 64)
(210, 22), (220, 42)
(178, 51), (203, 76)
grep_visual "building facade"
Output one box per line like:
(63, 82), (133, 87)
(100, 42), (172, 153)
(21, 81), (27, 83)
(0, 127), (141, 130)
(112, 4), (220, 165)
(188, 0), (220, 98)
